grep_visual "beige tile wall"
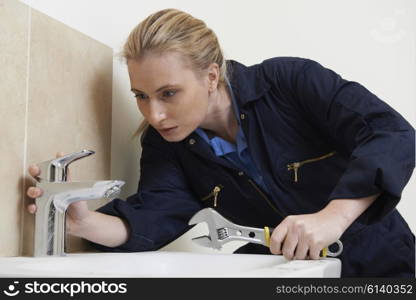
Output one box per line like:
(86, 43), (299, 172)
(0, 0), (113, 256)
(0, 0), (29, 257)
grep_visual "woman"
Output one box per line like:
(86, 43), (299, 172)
(27, 8), (415, 277)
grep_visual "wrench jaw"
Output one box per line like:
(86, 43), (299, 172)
(191, 235), (214, 249)
(188, 208), (234, 250)
(188, 208), (213, 226)
(189, 208), (268, 250)
(191, 235), (223, 250)
(188, 207), (232, 228)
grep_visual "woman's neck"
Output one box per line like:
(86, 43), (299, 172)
(200, 84), (239, 144)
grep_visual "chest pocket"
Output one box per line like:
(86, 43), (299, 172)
(287, 151), (336, 183)
(278, 149), (340, 188)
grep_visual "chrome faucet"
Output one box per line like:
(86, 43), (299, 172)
(32, 150), (125, 257)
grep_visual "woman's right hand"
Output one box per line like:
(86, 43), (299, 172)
(26, 152), (91, 235)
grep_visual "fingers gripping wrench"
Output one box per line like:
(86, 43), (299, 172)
(188, 208), (343, 258)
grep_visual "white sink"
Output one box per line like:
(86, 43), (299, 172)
(0, 251), (341, 277)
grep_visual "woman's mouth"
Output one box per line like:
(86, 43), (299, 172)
(159, 126), (178, 135)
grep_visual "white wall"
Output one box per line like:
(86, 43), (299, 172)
(20, 0), (415, 253)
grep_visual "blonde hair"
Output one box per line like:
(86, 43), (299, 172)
(121, 8), (229, 139)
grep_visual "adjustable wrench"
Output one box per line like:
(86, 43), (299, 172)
(188, 207), (343, 258)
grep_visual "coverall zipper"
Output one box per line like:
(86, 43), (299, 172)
(201, 184), (223, 207)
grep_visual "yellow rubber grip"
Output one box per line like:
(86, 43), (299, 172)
(321, 247), (328, 258)
(264, 226), (271, 247)
(263, 226), (330, 257)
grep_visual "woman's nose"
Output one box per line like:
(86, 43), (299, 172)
(148, 101), (167, 123)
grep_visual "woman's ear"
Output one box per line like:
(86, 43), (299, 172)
(207, 62), (220, 91)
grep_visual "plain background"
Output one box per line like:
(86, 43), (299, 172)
(20, 0), (415, 252)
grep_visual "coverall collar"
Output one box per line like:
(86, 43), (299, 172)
(226, 59), (272, 105)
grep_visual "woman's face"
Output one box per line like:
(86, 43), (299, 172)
(128, 52), (212, 142)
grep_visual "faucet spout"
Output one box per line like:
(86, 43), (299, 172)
(52, 180), (124, 214)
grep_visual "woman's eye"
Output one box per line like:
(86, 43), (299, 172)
(162, 90), (176, 98)
(134, 93), (148, 100)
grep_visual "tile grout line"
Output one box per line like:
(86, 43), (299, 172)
(20, 6), (32, 256)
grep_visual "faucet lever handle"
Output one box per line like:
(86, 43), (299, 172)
(35, 149), (95, 182)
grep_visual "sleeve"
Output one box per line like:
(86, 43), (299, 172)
(266, 57), (415, 225)
(89, 127), (203, 252)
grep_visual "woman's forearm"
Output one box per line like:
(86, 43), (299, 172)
(321, 192), (382, 232)
(68, 211), (131, 248)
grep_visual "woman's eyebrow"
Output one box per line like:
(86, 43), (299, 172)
(130, 84), (178, 94)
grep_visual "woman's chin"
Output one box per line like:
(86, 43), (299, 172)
(159, 127), (189, 142)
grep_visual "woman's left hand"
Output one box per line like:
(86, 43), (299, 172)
(269, 210), (347, 260)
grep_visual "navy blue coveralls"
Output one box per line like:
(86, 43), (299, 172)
(91, 57), (415, 278)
